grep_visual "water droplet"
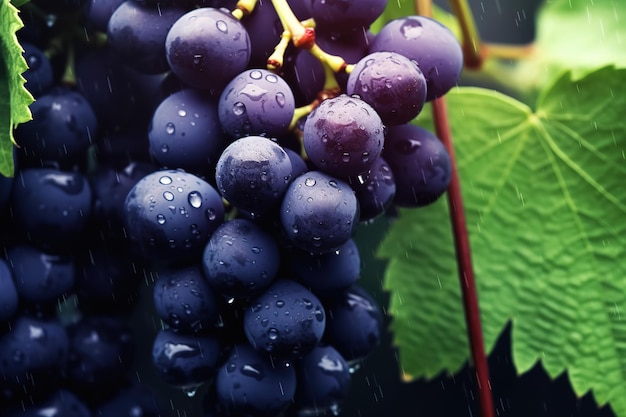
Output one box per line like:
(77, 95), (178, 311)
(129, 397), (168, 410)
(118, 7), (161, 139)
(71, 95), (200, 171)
(157, 214), (166, 224)
(193, 54), (202, 65)
(216, 20), (228, 33)
(188, 191), (202, 208)
(227, 362), (237, 373)
(261, 318), (269, 327)
(265, 74), (278, 83)
(251, 247), (262, 254)
(182, 386), (199, 397)
(385, 79), (393, 88)
(307, 197), (313, 203)
(163, 191), (174, 201)
(250, 70), (262, 80)
(233, 102), (246, 116)
(401, 19), (424, 39)
(165, 122), (175, 135)
(206, 208), (217, 220)
(292, 225), (299, 234)
(241, 364), (264, 381)
(361, 152), (370, 163)
(276, 300), (284, 308)
(314, 307), (324, 322)
(275, 92), (286, 107)
(341, 152), (350, 162)
(268, 328), (278, 340)
(361, 84), (369, 92)
(328, 180), (338, 188)
(159, 176), (172, 185)
(304, 178), (316, 187)
(252, 303), (263, 313)
(161, 144), (169, 153)
(303, 298), (313, 310)
(178, 109), (187, 117)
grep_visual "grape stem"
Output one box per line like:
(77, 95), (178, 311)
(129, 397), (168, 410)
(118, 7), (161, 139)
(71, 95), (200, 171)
(416, 0), (494, 416)
(447, 0), (484, 69)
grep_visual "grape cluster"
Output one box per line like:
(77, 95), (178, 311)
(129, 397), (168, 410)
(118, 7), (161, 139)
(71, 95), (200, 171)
(1, 0), (461, 415)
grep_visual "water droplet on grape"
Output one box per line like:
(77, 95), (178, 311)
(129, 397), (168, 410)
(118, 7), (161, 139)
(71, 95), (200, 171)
(178, 109), (187, 117)
(361, 152), (370, 163)
(206, 208), (217, 220)
(276, 300), (284, 308)
(328, 180), (338, 188)
(250, 70), (262, 80)
(265, 74), (278, 83)
(275, 92), (286, 107)
(341, 153), (350, 162)
(268, 328), (278, 340)
(251, 247), (262, 254)
(216, 20), (228, 33)
(261, 318), (269, 327)
(159, 176), (172, 185)
(304, 178), (316, 187)
(401, 20), (424, 39)
(188, 191), (202, 208)
(165, 123), (175, 135)
(157, 214), (166, 224)
(193, 54), (202, 65)
(163, 191), (174, 201)
(161, 144), (169, 153)
(233, 102), (246, 115)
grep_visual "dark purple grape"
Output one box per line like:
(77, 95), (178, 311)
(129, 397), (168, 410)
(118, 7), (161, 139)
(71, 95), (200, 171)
(107, 0), (186, 74)
(243, 279), (325, 358)
(0, 259), (18, 321)
(242, 0), (284, 68)
(215, 136), (292, 217)
(6, 244), (75, 306)
(83, 0), (126, 32)
(151, 329), (221, 389)
(370, 15), (463, 101)
(303, 95), (384, 178)
(294, 344), (351, 415)
(10, 167), (92, 251)
(5, 389), (91, 417)
(165, 7), (251, 93)
(0, 165), (13, 211)
(324, 285), (383, 362)
(21, 42), (53, 97)
(383, 124), (452, 207)
(0, 315), (69, 402)
(280, 171), (359, 254)
(15, 88), (98, 164)
(284, 147), (309, 179)
(349, 155), (396, 221)
(218, 69), (295, 139)
(291, 238), (360, 297)
(149, 88), (227, 174)
(202, 218), (280, 300)
(123, 169), (225, 264)
(304, 0), (387, 34)
(347, 51), (427, 125)
(65, 315), (134, 400)
(215, 343), (296, 416)
(153, 265), (220, 332)
(94, 383), (161, 417)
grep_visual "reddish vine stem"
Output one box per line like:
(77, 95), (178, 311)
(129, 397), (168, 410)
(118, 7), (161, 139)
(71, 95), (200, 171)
(431, 98), (495, 417)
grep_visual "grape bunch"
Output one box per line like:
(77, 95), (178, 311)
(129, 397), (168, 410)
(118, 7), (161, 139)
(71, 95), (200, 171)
(0, 0), (462, 415)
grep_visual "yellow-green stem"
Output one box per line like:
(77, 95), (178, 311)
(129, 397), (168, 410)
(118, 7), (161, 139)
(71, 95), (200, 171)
(448, 0), (483, 69)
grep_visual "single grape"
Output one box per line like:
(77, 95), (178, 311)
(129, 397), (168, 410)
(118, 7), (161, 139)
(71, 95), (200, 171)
(346, 51), (427, 126)
(324, 285), (383, 362)
(215, 343), (296, 416)
(202, 218), (280, 300)
(83, 0), (126, 32)
(123, 169), (225, 264)
(151, 329), (221, 390)
(303, 94), (384, 178)
(153, 265), (220, 332)
(215, 136), (292, 217)
(290, 238), (361, 297)
(243, 279), (325, 358)
(349, 155), (396, 221)
(280, 171), (359, 254)
(107, 0), (186, 74)
(383, 124), (452, 207)
(294, 344), (352, 416)
(165, 7), (251, 93)
(149, 88), (227, 174)
(370, 15), (463, 101)
(218, 69), (295, 139)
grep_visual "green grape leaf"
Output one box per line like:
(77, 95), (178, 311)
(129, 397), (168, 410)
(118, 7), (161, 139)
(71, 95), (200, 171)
(0, 0), (33, 177)
(379, 66), (626, 415)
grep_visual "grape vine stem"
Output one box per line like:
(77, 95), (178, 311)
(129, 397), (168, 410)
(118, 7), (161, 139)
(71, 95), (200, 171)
(416, 1), (495, 416)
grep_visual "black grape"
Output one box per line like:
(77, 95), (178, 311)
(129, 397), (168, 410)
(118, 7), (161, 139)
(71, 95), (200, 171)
(215, 136), (292, 217)
(107, 0), (186, 74)
(347, 51), (427, 126)
(153, 265), (220, 332)
(303, 94), (384, 178)
(202, 218), (281, 300)
(21, 42), (53, 97)
(242, 0), (284, 68)
(0, 259), (18, 321)
(294, 344), (352, 416)
(165, 7), (251, 93)
(151, 329), (221, 389)
(10, 167), (93, 251)
(215, 343), (297, 416)
(6, 244), (75, 307)
(15, 88), (98, 165)
(83, 0), (126, 32)
(350, 155), (396, 221)
(0, 315), (69, 402)
(290, 238), (361, 297)
(65, 315), (134, 401)
(218, 69), (295, 139)
(280, 171), (359, 254)
(0, 164), (13, 210)
(383, 124), (452, 207)
(304, 0), (387, 34)
(149, 88), (227, 174)
(370, 15), (463, 101)
(243, 279), (325, 358)
(4, 389), (91, 417)
(324, 285), (383, 363)
(123, 169), (225, 264)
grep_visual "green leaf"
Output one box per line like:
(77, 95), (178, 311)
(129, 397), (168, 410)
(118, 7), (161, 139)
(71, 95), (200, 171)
(0, 0), (33, 177)
(379, 66), (626, 415)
